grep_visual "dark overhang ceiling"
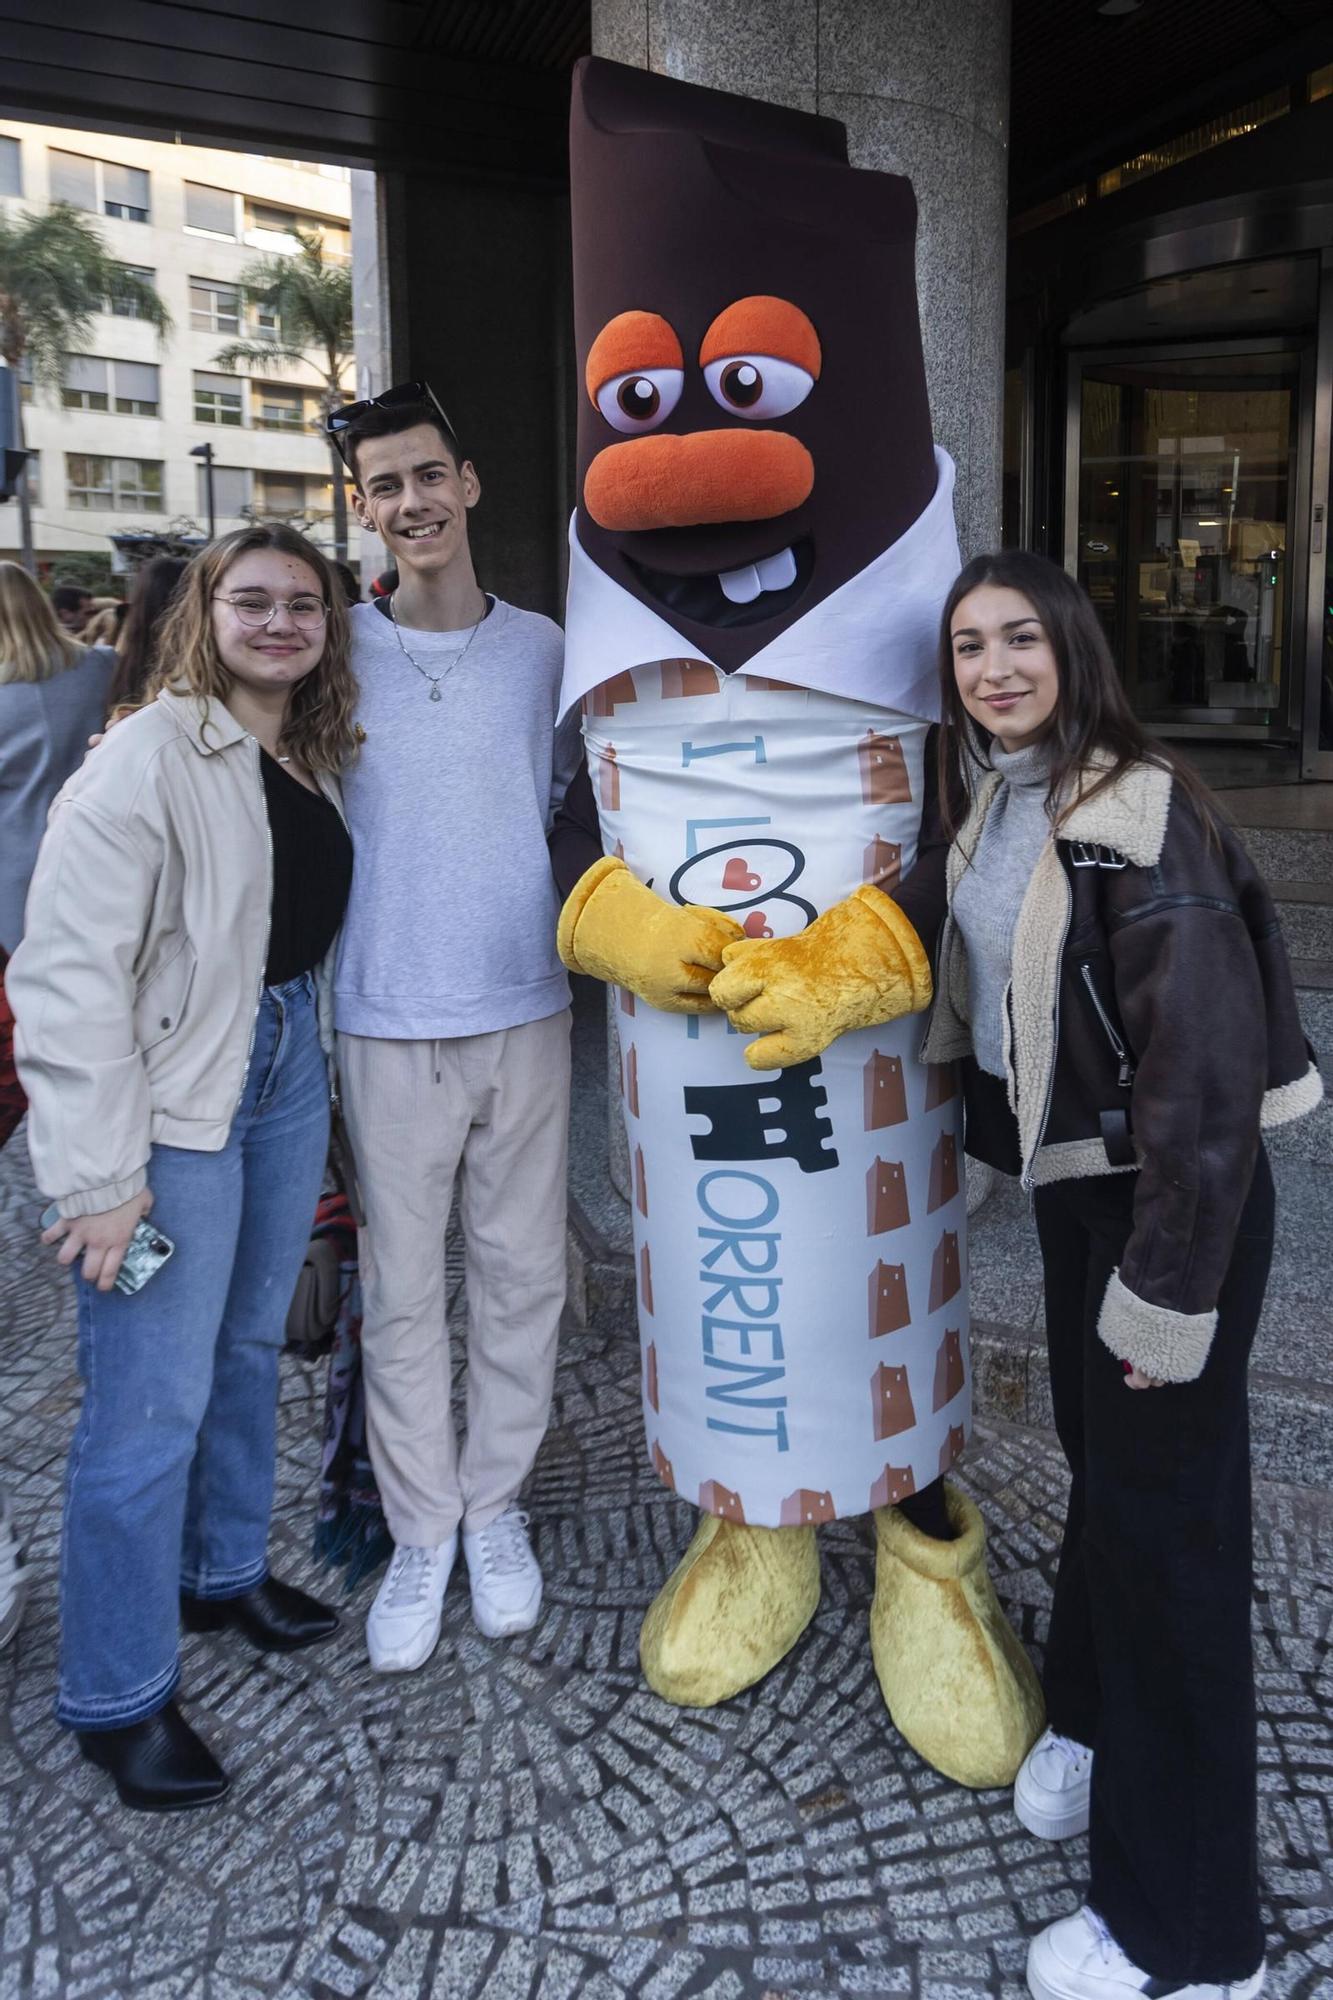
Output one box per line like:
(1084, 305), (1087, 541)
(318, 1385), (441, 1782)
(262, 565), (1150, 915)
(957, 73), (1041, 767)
(1009, 0), (1333, 206)
(0, 1), (1327, 199)
(0, 0), (590, 177)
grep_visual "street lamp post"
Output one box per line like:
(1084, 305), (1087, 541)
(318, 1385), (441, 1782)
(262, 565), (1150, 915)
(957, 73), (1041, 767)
(189, 440), (216, 539)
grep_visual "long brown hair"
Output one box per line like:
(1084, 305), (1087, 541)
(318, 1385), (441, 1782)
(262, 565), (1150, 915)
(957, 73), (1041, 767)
(0, 562), (82, 685)
(935, 550), (1219, 845)
(147, 525), (359, 774)
(109, 555), (186, 713)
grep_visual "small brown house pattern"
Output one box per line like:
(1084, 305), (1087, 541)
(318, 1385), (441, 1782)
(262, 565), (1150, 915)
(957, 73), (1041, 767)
(780, 1488), (836, 1526)
(587, 672), (638, 717)
(699, 1479), (745, 1521)
(927, 1130), (959, 1213)
(869, 1463), (917, 1508)
(863, 1049), (908, 1130)
(866, 1156), (910, 1235)
(932, 1328), (965, 1412)
(929, 1230), (962, 1311)
(863, 835), (902, 895)
(924, 1063), (957, 1110)
(858, 730), (912, 806)
(660, 658), (716, 699)
(872, 1362), (916, 1441)
(868, 1260), (911, 1338)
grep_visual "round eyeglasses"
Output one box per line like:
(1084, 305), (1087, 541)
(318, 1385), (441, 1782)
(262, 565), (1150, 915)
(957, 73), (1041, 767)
(214, 592), (328, 630)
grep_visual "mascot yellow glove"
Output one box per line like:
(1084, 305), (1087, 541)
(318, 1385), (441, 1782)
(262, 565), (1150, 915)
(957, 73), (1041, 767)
(709, 885), (933, 1070)
(558, 855), (745, 1014)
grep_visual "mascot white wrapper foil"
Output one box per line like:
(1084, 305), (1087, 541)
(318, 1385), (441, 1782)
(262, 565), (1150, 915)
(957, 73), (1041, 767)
(562, 60), (968, 1530)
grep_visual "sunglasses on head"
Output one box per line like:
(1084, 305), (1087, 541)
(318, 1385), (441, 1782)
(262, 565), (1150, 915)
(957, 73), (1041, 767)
(324, 381), (457, 461)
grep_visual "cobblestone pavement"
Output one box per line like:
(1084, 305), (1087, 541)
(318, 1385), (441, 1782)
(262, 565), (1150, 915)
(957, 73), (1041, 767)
(2, 1131), (1331, 2000)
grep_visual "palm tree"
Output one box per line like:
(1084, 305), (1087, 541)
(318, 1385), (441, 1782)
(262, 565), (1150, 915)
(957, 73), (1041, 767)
(0, 202), (171, 573)
(213, 227), (354, 562)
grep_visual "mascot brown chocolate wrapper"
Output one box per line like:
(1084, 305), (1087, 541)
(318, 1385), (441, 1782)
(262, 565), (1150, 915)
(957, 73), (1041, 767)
(557, 57), (1043, 1788)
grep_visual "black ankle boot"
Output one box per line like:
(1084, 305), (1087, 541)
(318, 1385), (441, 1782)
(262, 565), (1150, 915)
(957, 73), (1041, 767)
(181, 1576), (339, 1653)
(78, 1701), (228, 1812)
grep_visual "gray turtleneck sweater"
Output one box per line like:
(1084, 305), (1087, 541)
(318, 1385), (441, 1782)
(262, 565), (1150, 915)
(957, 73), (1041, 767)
(950, 740), (1054, 1080)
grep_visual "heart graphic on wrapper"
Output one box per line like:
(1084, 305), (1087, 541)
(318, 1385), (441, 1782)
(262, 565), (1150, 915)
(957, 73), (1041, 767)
(722, 857), (762, 892)
(743, 911), (774, 938)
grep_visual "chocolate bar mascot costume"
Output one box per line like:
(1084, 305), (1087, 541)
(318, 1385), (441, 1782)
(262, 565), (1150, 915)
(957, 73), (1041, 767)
(555, 57), (1043, 1787)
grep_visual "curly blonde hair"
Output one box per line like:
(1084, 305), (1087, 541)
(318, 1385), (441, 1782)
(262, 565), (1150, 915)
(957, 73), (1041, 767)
(147, 525), (359, 773)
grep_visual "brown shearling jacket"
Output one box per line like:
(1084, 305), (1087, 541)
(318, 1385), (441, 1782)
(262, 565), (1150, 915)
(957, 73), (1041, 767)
(917, 754), (1321, 1384)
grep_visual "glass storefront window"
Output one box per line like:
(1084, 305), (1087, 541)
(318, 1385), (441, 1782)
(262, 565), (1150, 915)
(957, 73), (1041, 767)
(1074, 353), (1298, 735)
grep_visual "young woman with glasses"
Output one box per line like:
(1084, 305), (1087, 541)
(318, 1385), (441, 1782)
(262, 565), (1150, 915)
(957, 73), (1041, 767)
(8, 524), (360, 1812)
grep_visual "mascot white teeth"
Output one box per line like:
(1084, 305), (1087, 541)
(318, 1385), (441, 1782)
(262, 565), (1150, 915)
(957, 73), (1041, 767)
(555, 55), (1043, 1789)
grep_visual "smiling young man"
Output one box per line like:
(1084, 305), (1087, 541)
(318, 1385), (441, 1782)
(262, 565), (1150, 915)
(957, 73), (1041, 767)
(330, 387), (579, 1672)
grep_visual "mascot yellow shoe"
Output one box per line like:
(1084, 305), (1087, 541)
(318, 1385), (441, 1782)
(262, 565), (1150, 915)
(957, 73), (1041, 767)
(640, 1517), (821, 1706)
(872, 1486), (1045, 1788)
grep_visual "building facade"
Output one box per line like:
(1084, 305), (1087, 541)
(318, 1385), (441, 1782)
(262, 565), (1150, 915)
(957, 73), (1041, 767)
(0, 125), (352, 575)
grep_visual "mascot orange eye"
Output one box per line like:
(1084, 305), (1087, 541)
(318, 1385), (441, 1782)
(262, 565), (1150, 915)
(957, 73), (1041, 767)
(703, 354), (814, 421)
(595, 366), (684, 434)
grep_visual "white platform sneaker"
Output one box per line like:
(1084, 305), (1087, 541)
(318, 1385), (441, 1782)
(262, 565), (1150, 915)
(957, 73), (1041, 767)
(365, 1535), (457, 1673)
(1014, 1727), (1094, 1840)
(1027, 1907), (1265, 2000)
(463, 1506), (542, 1638)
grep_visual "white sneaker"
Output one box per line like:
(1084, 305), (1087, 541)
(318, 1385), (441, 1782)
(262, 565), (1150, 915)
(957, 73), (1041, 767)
(463, 1506), (542, 1638)
(1027, 1906), (1265, 2000)
(365, 1535), (456, 1673)
(1015, 1727), (1094, 1840)
(0, 1489), (28, 1650)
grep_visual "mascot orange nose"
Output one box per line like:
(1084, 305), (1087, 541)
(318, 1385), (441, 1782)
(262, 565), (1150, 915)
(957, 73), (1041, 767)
(583, 429), (814, 532)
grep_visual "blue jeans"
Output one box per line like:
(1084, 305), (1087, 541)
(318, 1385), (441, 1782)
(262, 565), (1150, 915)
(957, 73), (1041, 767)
(57, 976), (330, 1731)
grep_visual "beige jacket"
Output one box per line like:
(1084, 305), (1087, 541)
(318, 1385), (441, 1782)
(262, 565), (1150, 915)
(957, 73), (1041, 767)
(8, 688), (344, 1218)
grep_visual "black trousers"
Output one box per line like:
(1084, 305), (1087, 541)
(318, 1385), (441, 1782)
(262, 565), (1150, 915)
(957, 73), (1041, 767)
(1033, 1150), (1274, 1985)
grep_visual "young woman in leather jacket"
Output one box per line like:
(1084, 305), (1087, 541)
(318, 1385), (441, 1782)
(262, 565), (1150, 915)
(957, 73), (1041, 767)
(9, 525), (360, 1813)
(898, 551), (1320, 2000)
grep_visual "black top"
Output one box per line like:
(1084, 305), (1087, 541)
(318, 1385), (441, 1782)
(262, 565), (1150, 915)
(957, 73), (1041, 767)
(260, 751), (353, 985)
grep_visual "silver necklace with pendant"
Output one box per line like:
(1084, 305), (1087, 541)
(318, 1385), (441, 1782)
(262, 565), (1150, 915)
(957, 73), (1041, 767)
(389, 592), (485, 701)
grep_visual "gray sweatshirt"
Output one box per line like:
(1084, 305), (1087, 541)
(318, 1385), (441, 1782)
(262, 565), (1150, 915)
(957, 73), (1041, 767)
(950, 740), (1054, 1079)
(334, 598), (581, 1039)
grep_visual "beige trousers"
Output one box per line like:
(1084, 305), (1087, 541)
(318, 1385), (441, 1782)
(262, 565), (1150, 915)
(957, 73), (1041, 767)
(338, 1011), (570, 1544)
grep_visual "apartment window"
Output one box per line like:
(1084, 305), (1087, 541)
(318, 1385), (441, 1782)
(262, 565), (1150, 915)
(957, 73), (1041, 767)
(194, 372), (244, 427)
(107, 264), (155, 319)
(49, 150), (149, 222)
(185, 182), (237, 238)
(255, 472), (308, 518)
(252, 298), (281, 337)
(62, 356), (110, 413)
(61, 356), (158, 416)
(200, 464), (251, 517)
(321, 222), (351, 263)
(67, 454), (163, 512)
(113, 360), (159, 416)
(102, 161), (149, 223)
(253, 383), (305, 432)
(0, 136), (20, 198)
(17, 356), (32, 406)
(49, 149), (97, 211)
(189, 277), (241, 335)
(246, 203), (301, 248)
(16, 452), (38, 503)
